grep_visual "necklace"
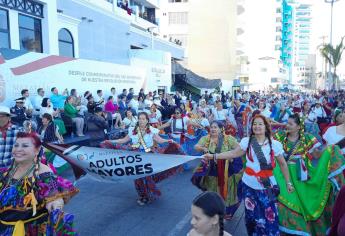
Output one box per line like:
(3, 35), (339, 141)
(2, 163), (35, 191)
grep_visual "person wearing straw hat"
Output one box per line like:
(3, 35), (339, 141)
(0, 105), (19, 168)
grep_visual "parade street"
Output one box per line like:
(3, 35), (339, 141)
(63, 160), (247, 236)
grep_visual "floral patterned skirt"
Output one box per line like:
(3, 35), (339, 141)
(242, 183), (280, 236)
(191, 158), (243, 218)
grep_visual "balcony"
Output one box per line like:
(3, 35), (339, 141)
(95, 0), (158, 30)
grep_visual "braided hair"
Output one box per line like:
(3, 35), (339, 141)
(192, 191), (226, 236)
(286, 113), (307, 157)
(133, 112), (151, 134)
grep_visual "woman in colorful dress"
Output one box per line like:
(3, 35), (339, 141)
(158, 107), (190, 144)
(147, 104), (162, 128)
(301, 101), (322, 143)
(323, 110), (345, 153)
(232, 99), (246, 139)
(102, 112), (182, 205)
(122, 109), (138, 129)
(192, 121), (243, 220)
(274, 113), (345, 236)
(204, 114), (293, 236)
(0, 132), (78, 235)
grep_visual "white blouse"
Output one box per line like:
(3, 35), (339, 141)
(40, 106), (55, 117)
(128, 126), (159, 148)
(123, 116), (138, 127)
(240, 137), (284, 190)
(323, 126), (345, 152)
(212, 108), (228, 121)
(146, 110), (162, 123)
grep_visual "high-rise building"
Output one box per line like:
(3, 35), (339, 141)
(235, 0), (287, 91)
(280, 0), (313, 87)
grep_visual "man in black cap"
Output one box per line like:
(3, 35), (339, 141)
(10, 97), (28, 126)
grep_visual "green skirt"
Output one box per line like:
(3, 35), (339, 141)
(53, 118), (66, 135)
(274, 145), (345, 236)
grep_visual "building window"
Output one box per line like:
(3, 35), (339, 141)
(0, 8), (10, 49)
(58, 28), (74, 58)
(0, 0), (43, 18)
(168, 12), (188, 25)
(18, 14), (42, 52)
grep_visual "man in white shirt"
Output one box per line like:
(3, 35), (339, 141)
(108, 87), (119, 104)
(94, 89), (105, 105)
(21, 89), (34, 116)
(33, 88), (45, 112)
(128, 94), (139, 114)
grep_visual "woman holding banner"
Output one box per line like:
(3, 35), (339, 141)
(102, 112), (184, 205)
(0, 132), (78, 235)
(203, 114), (293, 235)
(191, 121), (243, 220)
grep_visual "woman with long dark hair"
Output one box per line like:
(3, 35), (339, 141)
(204, 114), (293, 235)
(0, 132), (78, 235)
(192, 121), (243, 220)
(101, 112), (182, 205)
(274, 113), (345, 235)
(189, 191), (231, 236)
(40, 98), (66, 135)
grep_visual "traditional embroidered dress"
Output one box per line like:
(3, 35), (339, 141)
(233, 105), (245, 139)
(274, 131), (345, 236)
(240, 137), (283, 236)
(101, 126), (184, 203)
(191, 135), (243, 218)
(302, 112), (322, 143)
(0, 170), (78, 235)
(170, 116), (189, 143)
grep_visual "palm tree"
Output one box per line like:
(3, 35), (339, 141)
(320, 36), (345, 90)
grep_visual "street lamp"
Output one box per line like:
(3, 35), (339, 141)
(147, 26), (158, 50)
(324, 0), (340, 90)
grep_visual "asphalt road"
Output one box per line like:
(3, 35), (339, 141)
(63, 160), (248, 236)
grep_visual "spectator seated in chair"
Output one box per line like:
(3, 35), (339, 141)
(10, 97), (28, 127)
(37, 113), (64, 143)
(64, 96), (85, 137)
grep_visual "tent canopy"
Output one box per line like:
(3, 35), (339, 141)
(172, 62), (221, 89)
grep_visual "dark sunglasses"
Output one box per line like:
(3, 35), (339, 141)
(175, 112), (181, 114)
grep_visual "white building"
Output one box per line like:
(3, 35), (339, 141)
(236, 0), (288, 91)
(290, 2), (313, 87)
(0, 0), (184, 95)
(158, 0), (237, 91)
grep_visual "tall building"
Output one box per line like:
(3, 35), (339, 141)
(158, 0), (237, 90)
(280, 0), (313, 87)
(236, 0), (287, 91)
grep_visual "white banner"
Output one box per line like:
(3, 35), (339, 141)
(0, 49), (146, 106)
(63, 145), (202, 183)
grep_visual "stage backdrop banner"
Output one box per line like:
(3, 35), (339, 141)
(0, 48), (146, 106)
(62, 145), (202, 183)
